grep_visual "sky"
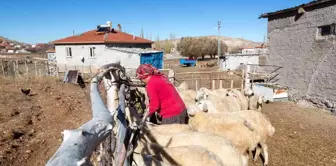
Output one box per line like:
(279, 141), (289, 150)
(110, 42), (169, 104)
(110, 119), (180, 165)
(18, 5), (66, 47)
(0, 0), (311, 44)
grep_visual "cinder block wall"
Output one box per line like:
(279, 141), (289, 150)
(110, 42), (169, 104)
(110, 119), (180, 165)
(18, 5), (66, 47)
(266, 3), (336, 110)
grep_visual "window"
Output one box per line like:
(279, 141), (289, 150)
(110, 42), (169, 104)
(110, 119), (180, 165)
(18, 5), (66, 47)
(318, 24), (335, 36)
(66, 47), (72, 57)
(90, 47), (96, 57)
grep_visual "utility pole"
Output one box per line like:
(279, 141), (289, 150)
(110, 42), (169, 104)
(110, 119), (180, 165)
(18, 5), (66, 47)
(217, 21), (221, 66)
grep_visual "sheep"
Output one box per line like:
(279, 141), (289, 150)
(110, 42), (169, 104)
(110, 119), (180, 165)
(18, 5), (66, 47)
(226, 110), (275, 165)
(195, 87), (241, 112)
(134, 142), (225, 166)
(226, 89), (249, 110)
(248, 95), (264, 111)
(175, 81), (189, 91)
(140, 130), (246, 166)
(242, 88), (265, 111)
(144, 123), (194, 134)
(132, 153), (171, 166)
(187, 111), (259, 166)
(187, 108), (275, 166)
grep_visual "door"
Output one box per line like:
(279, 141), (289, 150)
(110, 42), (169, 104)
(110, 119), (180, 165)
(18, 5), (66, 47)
(140, 52), (163, 69)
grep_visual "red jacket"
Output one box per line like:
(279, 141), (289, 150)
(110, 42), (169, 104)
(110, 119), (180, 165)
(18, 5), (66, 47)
(146, 75), (186, 118)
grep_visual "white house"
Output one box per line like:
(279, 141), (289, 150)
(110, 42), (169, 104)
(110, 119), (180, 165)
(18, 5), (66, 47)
(241, 44), (267, 55)
(52, 21), (163, 74)
(221, 54), (259, 71)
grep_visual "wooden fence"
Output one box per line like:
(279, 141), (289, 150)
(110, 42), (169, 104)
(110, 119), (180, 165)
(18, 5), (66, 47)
(160, 69), (244, 91)
(0, 59), (53, 78)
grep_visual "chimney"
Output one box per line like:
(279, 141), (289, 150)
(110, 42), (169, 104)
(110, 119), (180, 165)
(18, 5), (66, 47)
(133, 35), (135, 40)
(117, 24), (122, 32)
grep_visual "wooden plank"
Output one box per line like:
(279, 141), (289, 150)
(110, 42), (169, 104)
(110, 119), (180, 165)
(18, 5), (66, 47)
(1, 60), (4, 76)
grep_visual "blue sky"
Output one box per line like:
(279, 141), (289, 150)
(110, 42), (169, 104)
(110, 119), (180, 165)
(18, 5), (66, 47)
(0, 0), (310, 44)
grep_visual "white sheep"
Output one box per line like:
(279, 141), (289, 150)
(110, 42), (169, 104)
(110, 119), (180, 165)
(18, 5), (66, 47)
(132, 153), (171, 166)
(140, 130), (246, 166)
(144, 123), (194, 134)
(187, 111), (260, 166)
(227, 110), (275, 165)
(195, 87), (241, 112)
(134, 142), (225, 166)
(175, 81), (189, 91)
(226, 89), (249, 110)
(187, 108), (275, 166)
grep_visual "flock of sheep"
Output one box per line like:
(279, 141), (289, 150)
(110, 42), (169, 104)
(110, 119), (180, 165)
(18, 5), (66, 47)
(131, 82), (275, 166)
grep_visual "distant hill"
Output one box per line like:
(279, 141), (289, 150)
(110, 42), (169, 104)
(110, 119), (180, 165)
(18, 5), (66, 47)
(0, 36), (30, 46)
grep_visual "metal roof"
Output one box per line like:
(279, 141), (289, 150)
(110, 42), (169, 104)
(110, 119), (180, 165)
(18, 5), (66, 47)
(259, 0), (334, 18)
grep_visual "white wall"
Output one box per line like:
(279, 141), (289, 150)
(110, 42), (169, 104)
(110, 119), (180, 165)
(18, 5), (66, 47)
(55, 45), (140, 73)
(221, 55), (259, 70)
(242, 48), (267, 54)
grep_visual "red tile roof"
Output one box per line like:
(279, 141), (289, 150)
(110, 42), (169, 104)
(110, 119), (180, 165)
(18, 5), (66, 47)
(53, 30), (153, 45)
(46, 49), (55, 53)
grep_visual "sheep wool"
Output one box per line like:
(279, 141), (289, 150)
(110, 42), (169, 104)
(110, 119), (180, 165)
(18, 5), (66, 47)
(134, 142), (225, 166)
(140, 131), (245, 166)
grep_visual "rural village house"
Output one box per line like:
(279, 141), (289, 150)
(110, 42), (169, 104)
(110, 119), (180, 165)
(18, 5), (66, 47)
(52, 21), (163, 74)
(260, 0), (336, 110)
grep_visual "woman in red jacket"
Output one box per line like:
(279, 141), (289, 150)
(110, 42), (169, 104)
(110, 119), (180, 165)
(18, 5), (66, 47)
(136, 64), (188, 124)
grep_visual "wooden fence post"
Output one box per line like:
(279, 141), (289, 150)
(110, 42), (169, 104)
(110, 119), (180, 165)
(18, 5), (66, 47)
(231, 80), (234, 89)
(220, 80), (223, 89)
(195, 80), (198, 91)
(13, 61), (16, 77)
(241, 70), (245, 92)
(212, 80), (216, 90)
(191, 73), (194, 88)
(1, 60), (4, 76)
(34, 62), (37, 75)
(25, 60), (28, 78)
(46, 62), (49, 76)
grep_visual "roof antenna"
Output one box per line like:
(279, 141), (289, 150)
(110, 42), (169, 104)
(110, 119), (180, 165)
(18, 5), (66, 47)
(73, 30), (75, 36)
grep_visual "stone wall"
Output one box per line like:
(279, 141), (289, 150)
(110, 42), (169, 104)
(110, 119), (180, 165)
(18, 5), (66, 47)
(266, 2), (336, 112)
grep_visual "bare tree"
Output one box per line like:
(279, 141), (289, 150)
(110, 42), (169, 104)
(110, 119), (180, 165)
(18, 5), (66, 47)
(177, 37), (227, 59)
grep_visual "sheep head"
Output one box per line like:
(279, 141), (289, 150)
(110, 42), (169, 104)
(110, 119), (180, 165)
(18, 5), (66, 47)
(195, 100), (208, 113)
(226, 90), (237, 97)
(244, 88), (254, 97)
(195, 88), (209, 102)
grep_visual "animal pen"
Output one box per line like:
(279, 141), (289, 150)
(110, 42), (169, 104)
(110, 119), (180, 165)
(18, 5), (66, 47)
(160, 69), (245, 91)
(0, 58), (53, 78)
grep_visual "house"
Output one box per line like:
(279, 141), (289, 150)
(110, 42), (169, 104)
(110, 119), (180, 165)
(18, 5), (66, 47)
(52, 21), (163, 74)
(7, 47), (16, 53)
(260, 0), (336, 110)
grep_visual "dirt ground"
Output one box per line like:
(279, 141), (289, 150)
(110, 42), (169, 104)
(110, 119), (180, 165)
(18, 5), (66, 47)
(251, 102), (336, 166)
(1, 77), (336, 166)
(0, 77), (92, 166)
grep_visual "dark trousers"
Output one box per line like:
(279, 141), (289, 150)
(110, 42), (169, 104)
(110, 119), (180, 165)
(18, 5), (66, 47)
(161, 109), (189, 124)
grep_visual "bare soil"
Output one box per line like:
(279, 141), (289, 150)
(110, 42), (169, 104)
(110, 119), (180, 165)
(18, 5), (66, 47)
(0, 77), (335, 166)
(250, 102), (336, 166)
(0, 77), (92, 166)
